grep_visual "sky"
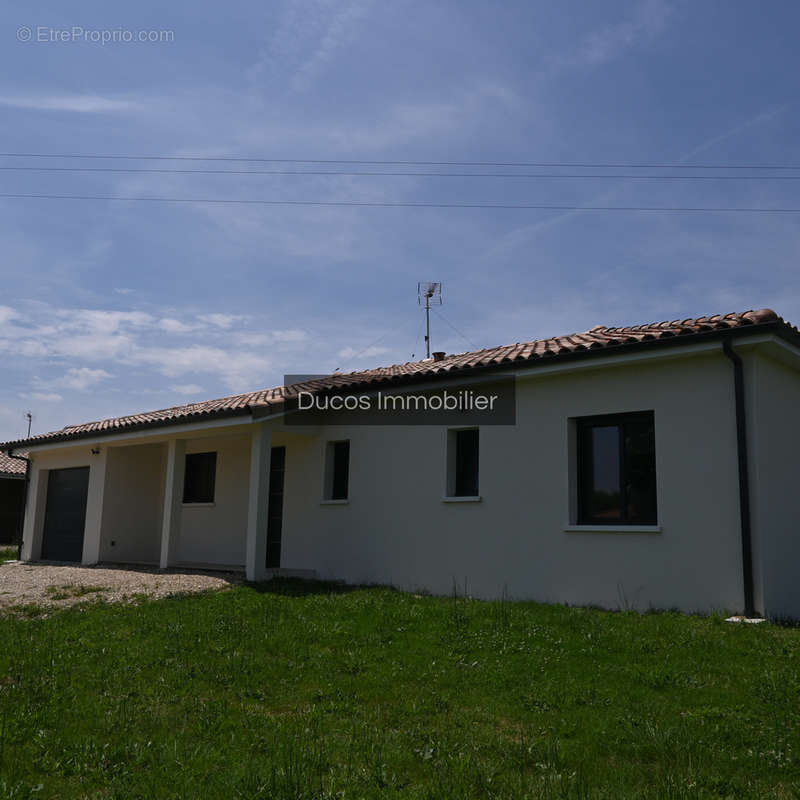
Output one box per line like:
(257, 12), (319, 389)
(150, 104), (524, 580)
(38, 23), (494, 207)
(1, 0), (799, 441)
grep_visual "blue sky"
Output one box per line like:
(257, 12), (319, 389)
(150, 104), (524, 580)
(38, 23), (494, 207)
(1, 0), (799, 441)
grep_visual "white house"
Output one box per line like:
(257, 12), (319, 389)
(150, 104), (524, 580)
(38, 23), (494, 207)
(3, 307), (800, 619)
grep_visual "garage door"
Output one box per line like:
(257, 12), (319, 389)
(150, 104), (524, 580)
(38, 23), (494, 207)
(41, 467), (90, 562)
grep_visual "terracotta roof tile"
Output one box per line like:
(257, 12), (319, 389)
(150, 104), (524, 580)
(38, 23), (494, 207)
(0, 307), (793, 451)
(0, 451), (27, 476)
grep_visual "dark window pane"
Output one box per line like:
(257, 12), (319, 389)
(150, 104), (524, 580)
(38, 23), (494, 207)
(578, 413), (657, 525)
(183, 452), (216, 503)
(624, 419), (657, 524)
(455, 429), (479, 497)
(266, 446), (286, 568)
(331, 441), (349, 500)
(591, 425), (622, 520)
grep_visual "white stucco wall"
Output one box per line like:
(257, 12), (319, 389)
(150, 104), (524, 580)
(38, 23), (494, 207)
(747, 348), (800, 620)
(175, 434), (250, 567)
(276, 349), (746, 614)
(98, 443), (166, 564)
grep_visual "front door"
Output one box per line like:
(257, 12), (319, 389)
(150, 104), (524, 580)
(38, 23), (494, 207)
(41, 466), (90, 562)
(266, 446), (286, 568)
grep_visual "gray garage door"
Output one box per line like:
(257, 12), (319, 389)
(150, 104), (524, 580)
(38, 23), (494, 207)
(41, 467), (90, 562)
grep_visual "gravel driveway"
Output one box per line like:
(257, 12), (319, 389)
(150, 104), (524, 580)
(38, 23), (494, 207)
(0, 561), (242, 611)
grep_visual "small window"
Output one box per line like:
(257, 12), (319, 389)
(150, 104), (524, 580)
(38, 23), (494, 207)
(448, 428), (479, 497)
(577, 412), (656, 525)
(325, 440), (350, 500)
(183, 451), (217, 504)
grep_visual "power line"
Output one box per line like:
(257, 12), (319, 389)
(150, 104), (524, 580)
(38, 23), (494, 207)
(2, 165), (800, 180)
(1, 152), (800, 170)
(2, 192), (800, 212)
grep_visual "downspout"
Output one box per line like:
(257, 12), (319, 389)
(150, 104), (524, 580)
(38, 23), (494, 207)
(722, 337), (756, 617)
(6, 450), (30, 561)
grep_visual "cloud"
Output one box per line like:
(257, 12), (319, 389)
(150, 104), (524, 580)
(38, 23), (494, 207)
(198, 313), (245, 329)
(170, 384), (206, 396)
(0, 306), (18, 325)
(158, 317), (199, 333)
(132, 345), (272, 391)
(550, 0), (672, 71)
(0, 94), (143, 113)
(336, 345), (388, 360)
(23, 392), (63, 403)
(51, 368), (113, 391)
(251, 0), (374, 92)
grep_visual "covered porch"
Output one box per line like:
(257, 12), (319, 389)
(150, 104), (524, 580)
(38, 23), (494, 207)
(19, 421), (315, 582)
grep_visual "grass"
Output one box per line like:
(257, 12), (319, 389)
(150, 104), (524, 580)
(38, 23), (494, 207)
(0, 581), (798, 799)
(0, 546), (17, 564)
(44, 584), (107, 602)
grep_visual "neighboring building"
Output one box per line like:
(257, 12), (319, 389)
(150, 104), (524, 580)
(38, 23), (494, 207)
(2, 308), (799, 619)
(0, 451), (26, 546)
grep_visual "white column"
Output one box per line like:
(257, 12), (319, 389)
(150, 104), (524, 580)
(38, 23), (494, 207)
(246, 423), (272, 582)
(82, 449), (109, 565)
(20, 461), (46, 561)
(160, 439), (185, 569)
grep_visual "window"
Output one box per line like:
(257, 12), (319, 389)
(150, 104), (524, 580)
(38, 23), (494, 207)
(325, 440), (350, 500)
(577, 412), (656, 525)
(183, 451), (217, 504)
(448, 428), (479, 497)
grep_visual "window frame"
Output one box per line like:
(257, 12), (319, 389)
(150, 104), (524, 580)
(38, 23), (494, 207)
(182, 451), (217, 505)
(576, 411), (657, 526)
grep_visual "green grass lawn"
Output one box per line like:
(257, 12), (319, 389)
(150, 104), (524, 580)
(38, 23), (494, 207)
(0, 546), (17, 564)
(0, 581), (798, 799)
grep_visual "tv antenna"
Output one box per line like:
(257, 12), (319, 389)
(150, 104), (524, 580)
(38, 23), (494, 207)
(418, 282), (442, 359)
(25, 411), (32, 438)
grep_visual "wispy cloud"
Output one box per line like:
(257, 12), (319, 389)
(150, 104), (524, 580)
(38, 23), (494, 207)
(170, 383), (206, 396)
(250, 0), (374, 92)
(550, 0), (672, 71)
(0, 304), (312, 402)
(0, 94), (143, 113)
(49, 368), (113, 392)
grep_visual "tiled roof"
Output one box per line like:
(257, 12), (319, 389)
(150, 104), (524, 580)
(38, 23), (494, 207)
(1, 308), (794, 450)
(0, 451), (26, 477)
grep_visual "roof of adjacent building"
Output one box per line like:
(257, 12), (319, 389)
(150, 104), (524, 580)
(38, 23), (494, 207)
(1, 307), (796, 451)
(0, 451), (27, 477)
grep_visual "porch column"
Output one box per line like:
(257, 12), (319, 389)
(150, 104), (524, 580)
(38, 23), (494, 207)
(81, 449), (109, 565)
(160, 439), (185, 569)
(20, 461), (46, 561)
(245, 423), (272, 582)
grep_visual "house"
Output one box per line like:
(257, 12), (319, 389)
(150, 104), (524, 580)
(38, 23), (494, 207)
(0, 451), (26, 546)
(2, 307), (800, 619)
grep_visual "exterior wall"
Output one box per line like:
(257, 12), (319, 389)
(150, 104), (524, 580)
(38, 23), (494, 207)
(747, 349), (800, 619)
(277, 349), (746, 614)
(98, 443), (166, 564)
(175, 434), (250, 567)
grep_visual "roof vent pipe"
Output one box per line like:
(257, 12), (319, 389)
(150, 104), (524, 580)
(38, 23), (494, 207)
(432, 351), (446, 362)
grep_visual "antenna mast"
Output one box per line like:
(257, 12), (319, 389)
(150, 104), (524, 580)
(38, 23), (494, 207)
(25, 411), (32, 438)
(418, 282), (442, 359)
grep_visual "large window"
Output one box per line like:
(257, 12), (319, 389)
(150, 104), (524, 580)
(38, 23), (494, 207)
(448, 428), (480, 497)
(183, 451), (217, 504)
(325, 440), (350, 500)
(577, 412), (656, 525)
